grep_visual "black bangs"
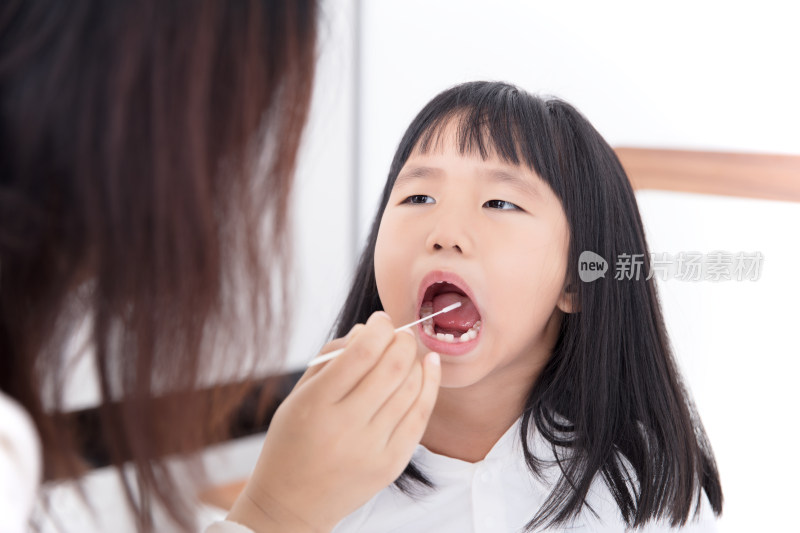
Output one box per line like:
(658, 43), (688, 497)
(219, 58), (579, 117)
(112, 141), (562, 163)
(414, 103), (526, 166)
(395, 81), (565, 200)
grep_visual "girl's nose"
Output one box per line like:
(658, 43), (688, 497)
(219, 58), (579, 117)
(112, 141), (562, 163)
(425, 207), (473, 255)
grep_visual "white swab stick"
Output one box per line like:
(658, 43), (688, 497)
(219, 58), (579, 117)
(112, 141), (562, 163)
(307, 302), (462, 367)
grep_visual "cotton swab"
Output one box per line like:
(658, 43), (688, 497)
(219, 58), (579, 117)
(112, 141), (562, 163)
(307, 302), (462, 367)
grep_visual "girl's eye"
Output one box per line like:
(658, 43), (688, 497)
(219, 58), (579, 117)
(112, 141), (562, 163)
(402, 194), (435, 205)
(483, 199), (521, 211)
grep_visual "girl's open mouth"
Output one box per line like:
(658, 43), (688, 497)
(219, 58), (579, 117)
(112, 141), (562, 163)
(417, 272), (482, 354)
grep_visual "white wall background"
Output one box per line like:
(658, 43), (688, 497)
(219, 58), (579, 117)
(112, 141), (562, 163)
(357, 0), (799, 242)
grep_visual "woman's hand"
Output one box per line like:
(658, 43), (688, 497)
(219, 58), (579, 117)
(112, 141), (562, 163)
(226, 311), (441, 532)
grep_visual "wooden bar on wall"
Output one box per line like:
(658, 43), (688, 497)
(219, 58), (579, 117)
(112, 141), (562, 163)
(614, 147), (800, 203)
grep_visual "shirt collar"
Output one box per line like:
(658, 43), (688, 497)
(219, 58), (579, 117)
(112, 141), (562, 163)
(412, 416), (524, 476)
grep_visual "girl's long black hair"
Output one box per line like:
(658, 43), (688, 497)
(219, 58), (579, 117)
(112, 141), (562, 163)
(332, 81), (722, 530)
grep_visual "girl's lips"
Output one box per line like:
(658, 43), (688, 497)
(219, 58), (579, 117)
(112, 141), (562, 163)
(416, 270), (482, 356)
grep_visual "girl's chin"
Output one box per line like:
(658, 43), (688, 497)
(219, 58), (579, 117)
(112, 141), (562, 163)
(436, 366), (488, 389)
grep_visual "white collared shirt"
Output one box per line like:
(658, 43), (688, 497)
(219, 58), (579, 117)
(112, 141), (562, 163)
(333, 418), (717, 533)
(0, 390), (42, 533)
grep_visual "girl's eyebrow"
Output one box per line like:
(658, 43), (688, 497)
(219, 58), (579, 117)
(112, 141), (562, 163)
(482, 168), (542, 200)
(395, 165), (442, 183)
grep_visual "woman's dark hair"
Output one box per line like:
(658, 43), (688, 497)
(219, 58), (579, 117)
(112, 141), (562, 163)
(0, 0), (316, 530)
(333, 81), (723, 530)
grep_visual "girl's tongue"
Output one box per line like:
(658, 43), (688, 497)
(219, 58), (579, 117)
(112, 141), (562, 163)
(431, 292), (480, 332)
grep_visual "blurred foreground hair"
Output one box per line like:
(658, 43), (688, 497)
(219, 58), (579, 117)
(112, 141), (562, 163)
(0, 0), (317, 530)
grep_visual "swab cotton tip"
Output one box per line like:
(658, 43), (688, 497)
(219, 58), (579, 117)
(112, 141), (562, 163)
(307, 302), (462, 367)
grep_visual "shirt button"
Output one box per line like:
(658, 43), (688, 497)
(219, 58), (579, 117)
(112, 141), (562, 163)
(479, 471), (492, 483)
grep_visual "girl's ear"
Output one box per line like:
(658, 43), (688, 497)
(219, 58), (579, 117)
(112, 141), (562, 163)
(557, 282), (580, 313)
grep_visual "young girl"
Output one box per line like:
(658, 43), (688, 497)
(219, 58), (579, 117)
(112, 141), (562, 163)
(328, 82), (723, 532)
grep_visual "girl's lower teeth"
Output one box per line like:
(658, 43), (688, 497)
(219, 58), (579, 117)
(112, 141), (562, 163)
(420, 318), (481, 344)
